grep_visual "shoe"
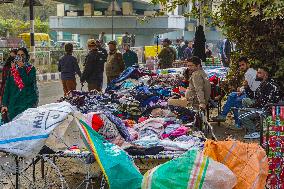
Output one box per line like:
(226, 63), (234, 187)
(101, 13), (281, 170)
(211, 115), (226, 122)
(244, 132), (260, 139)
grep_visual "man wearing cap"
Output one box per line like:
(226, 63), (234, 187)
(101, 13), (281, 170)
(81, 39), (104, 91)
(158, 38), (176, 69)
(105, 40), (125, 84)
(185, 56), (211, 110)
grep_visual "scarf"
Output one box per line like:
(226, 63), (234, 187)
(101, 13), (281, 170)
(11, 62), (33, 91)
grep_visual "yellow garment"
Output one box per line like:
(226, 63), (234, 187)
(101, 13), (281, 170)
(204, 140), (269, 189)
(144, 45), (162, 58)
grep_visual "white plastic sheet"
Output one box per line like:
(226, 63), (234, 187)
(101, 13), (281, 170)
(0, 102), (75, 158)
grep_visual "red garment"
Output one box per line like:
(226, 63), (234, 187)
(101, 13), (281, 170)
(91, 114), (104, 131)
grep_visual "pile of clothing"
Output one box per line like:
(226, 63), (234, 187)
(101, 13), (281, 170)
(59, 67), (227, 156)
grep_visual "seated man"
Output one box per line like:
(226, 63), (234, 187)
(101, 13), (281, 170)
(185, 56), (211, 110)
(212, 57), (261, 129)
(239, 67), (282, 139)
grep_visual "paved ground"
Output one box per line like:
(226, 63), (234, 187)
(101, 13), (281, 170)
(38, 74), (107, 105)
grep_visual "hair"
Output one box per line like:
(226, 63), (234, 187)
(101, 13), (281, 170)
(187, 56), (202, 66)
(17, 47), (30, 62)
(10, 48), (18, 54)
(258, 66), (270, 76)
(238, 56), (249, 64)
(65, 43), (73, 54)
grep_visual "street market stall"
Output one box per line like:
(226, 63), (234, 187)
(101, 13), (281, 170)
(0, 66), (271, 189)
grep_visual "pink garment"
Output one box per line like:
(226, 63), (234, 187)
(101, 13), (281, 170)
(128, 127), (139, 141)
(162, 126), (189, 139)
(138, 117), (148, 123)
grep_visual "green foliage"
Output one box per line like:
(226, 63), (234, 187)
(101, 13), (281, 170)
(0, 0), (56, 21)
(0, 17), (49, 37)
(150, 0), (284, 88)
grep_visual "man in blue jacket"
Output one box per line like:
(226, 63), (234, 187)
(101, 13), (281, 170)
(122, 44), (138, 68)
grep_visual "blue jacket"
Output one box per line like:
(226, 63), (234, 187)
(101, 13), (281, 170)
(123, 50), (138, 68)
(58, 54), (81, 80)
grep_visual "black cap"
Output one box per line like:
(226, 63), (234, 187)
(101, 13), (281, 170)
(108, 40), (117, 45)
(162, 38), (171, 44)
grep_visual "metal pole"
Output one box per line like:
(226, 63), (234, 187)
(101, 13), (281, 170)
(15, 156), (19, 189)
(29, 0), (35, 62)
(111, 0), (114, 40)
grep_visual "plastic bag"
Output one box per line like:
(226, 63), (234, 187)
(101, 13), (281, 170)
(75, 114), (143, 189)
(142, 149), (236, 189)
(204, 140), (269, 189)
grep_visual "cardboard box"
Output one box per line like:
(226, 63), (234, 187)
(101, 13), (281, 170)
(67, 11), (78, 16)
(144, 11), (156, 16)
(84, 3), (94, 16)
(122, 2), (133, 15)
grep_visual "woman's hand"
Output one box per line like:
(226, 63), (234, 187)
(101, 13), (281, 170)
(17, 60), (24, 68)
(1, 106), (8, 113)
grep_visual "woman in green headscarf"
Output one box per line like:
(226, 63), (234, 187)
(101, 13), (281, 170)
(1, 47), (39, 122)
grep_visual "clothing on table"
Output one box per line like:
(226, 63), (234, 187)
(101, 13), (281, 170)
(97, 113), (121, 141)
(134, 118), (165, 139)
(186, 69), (211, 108)
(2, 66), (38, 121)
(58, 54), (81, 80)
(123, 50), (138, 68)
(107, 75), (120, 84)
(62, 79), (77, 96)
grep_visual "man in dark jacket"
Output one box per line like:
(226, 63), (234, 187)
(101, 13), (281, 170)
(123, 44), (138, 68)
(58, 43), (81, 96)
(96, 39), (108, 64)
(81, 39), (104, 91)
(239, 67), (282, 139)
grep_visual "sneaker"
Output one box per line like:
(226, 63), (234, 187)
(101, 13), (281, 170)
(244, 132), (260, 139)
(211, 115), (226, 122)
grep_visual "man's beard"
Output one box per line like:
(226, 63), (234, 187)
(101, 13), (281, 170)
(255, 76), (263, 81)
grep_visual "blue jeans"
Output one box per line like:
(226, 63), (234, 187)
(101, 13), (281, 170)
(221, 92), (246, 126)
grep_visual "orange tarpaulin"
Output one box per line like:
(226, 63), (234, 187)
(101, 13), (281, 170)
(204, 140), (269, 189)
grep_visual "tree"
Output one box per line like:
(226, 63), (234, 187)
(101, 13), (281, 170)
(0, 0), (56, 21)
(193, 25), (206, 62)
(150, 0), (284, 89)
(0, 17), (50, 37)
